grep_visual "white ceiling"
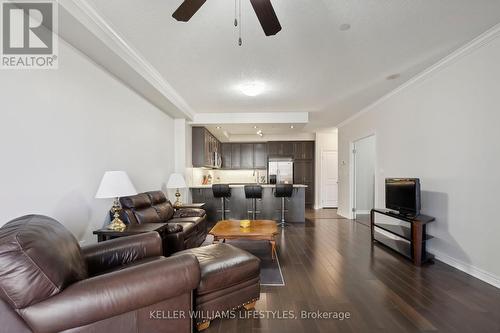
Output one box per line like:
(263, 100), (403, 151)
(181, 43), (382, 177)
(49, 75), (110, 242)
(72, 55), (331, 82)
(84, 0), (500, 131)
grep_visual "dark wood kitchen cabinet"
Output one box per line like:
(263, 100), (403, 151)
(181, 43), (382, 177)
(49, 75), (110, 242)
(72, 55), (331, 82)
(192, 127), (221, 168)
(254, 143), (268, 169)
(240, 143), (254, 169)
(221, 143), (232, 169)
(293, 142), (315, 207)
(230, 144), (241, 169)
(294, 160), (314, 184)
(294, 160), (314, 207)
(267, 142), (279, 156)
(268, 142), (294, 156)
(293, 141), (314, 160)
(221, 143), (267, 169)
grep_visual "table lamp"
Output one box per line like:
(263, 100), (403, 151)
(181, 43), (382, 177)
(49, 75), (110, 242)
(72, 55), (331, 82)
(96, 171), (137, 231)
(167, 173), (187, 207)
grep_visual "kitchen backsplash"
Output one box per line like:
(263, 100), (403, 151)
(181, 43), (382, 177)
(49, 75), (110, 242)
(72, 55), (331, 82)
(190, 168), (267, 185)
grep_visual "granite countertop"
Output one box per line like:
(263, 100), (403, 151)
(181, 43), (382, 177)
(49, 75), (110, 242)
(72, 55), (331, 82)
(190, 184), (308, 188)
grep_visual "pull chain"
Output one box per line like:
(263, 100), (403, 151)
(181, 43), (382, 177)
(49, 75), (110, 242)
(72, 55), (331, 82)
(238, 0), (242, 46)
(234, 0), (238, 27)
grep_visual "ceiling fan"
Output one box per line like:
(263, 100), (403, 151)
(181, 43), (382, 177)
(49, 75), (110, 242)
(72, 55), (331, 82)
(172, 0), (282, 37)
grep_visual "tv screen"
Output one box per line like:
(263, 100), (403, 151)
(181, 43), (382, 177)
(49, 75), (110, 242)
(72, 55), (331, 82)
(385, 178), (421, 215)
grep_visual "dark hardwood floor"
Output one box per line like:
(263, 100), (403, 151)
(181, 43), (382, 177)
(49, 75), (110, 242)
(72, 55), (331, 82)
(355, 213), (371, 227)
(204, 209), (500, 333)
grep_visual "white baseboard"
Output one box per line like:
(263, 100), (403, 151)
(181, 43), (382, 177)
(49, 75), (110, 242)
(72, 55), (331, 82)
(430, 248), (500, 289)
(337, 209), (351, 219)
(355, 210), (371, 215)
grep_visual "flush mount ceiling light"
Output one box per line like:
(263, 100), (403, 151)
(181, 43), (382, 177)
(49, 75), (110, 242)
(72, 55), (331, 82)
(238, 81), (266, 96)
(290, 125), (294, 129)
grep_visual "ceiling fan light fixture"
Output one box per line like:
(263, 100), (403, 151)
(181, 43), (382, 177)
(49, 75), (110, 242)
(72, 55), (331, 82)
(238, 81), (266, 96)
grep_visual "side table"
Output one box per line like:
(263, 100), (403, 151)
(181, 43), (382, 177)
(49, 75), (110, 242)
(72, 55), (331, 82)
(93, 223), (170, 243)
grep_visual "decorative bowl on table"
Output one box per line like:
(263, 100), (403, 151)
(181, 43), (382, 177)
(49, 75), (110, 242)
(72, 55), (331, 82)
(240, 220), (251, 228)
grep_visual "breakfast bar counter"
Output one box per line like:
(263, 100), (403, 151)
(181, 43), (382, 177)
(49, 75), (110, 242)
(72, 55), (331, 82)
(190, 184), (307, 223)
(190, 184), (308, 188)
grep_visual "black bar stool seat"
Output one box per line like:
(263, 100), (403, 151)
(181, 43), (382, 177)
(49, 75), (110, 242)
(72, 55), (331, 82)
(212, 184), (231, 220)
(274, 184), (293, 227)
(244, 185), (262, 220)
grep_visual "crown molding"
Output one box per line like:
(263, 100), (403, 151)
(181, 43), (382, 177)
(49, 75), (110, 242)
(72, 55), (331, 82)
(338, 23), (500, 128)
(57, 0), (194, 120)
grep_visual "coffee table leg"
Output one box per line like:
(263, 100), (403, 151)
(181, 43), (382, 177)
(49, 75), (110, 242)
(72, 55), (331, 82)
(270, 240), (276, 261)
(213, 236), (219, 244)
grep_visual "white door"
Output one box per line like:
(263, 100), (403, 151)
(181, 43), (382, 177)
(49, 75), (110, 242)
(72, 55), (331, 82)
(353, 135), (376, 218)
(321, 150), (338, 207)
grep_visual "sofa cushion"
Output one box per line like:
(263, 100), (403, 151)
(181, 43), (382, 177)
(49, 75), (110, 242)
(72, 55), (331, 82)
(120, 193), (151, 210)
(173, 244), (260, 295)
(154, 202), (174, 221)
(0, 215), (87, 309)
(133, 207), (162, 224)
(146, 191), (167, 204)
(146, 191), (175, 221)
(170, 216), (205, 225)
(173, 208), (206, 219)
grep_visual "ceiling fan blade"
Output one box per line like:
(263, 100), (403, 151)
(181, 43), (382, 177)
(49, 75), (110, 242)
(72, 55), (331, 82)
(172, 0), (207, 22)
(249, 0), (282, 36)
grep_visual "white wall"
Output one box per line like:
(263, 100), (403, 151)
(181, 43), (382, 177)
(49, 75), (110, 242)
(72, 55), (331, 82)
(338, 28), (500, 287)
(0, 40), (175, 244)
(315, 130), (338, 209)
(354, 135), (375, 213)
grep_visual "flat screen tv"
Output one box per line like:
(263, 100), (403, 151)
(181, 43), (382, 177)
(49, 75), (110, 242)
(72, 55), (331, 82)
(385, 178), (421, 216)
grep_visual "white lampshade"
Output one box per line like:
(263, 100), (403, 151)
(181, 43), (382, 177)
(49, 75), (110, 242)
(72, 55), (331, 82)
(95, 171), (137, 199)
(167, 173), (187, 189)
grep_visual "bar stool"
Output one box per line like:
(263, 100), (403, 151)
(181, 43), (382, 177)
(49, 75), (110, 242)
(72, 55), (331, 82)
(212, 184), (231, 220)
(244, 185), (262, 220)
(274, 184), (293, 227)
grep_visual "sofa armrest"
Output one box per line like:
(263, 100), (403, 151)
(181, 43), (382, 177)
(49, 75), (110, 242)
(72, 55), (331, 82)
(166, 223), (183, 234)
(19, 254), (200, 333)
(82, 232), (162, 276)
(173, 208), (206, 218)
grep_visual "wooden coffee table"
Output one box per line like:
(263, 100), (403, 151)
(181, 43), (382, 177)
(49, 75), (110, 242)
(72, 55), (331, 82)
(209, 220), (279, 260)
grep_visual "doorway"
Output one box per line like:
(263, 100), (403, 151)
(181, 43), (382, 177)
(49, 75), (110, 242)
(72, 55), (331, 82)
(321, 150), (338, 208)
(353, 135), (376, 224)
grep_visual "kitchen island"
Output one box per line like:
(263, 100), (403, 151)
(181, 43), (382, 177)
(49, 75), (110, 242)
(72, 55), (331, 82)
(190, 184), (307, 224)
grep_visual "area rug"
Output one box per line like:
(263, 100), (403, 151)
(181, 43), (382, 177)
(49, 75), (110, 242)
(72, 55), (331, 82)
(226, 240), (285, 287)
(203, 236), (285, 286)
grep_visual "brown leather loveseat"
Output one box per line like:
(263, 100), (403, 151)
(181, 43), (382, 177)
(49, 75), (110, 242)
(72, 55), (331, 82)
(119, 191), (208, 255)
(0, 215), (200, 333)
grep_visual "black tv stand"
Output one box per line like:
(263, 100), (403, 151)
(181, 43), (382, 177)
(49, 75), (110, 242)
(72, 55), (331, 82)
(371, 208), (435, 266)
(386, 211), (417, 219)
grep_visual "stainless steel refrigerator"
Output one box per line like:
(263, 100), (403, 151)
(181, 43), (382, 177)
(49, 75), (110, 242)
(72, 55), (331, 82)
(268, 157), (294, 184)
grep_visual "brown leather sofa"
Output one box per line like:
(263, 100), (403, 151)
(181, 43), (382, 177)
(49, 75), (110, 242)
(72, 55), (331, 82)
(119, 191), (208, 255)
(0, 215), (200, 333)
